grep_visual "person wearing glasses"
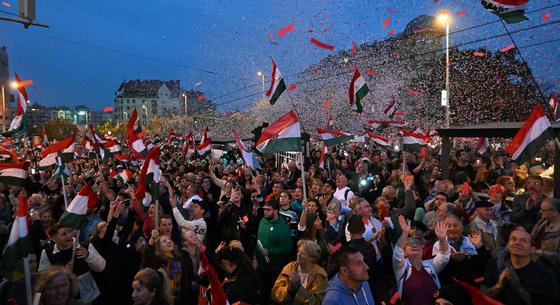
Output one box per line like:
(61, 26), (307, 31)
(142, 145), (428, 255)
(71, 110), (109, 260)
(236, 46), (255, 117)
(531, 197), (560, 276)
(512, 175), (546, 232)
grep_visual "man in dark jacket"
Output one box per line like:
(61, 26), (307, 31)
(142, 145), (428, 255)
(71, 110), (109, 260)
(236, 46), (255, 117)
(346, 215), (376, 290)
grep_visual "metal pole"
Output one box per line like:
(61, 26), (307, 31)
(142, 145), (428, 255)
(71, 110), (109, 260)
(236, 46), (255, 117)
(261, 75), (265, 98)
(445, 21), (450, 128)
(1, 85), (5, 132)
(23, 256), (33, 305)
(300, 152), (307, 201)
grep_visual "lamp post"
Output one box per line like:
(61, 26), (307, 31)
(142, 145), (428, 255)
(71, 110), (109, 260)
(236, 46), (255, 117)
(124, 111), (127, 122)
(182, 93), (188, 116)
(438, 13), (451, 128)
(257, 71), (265, 98)
(142, 105), (148, 120)
(1, 85), (5, 132)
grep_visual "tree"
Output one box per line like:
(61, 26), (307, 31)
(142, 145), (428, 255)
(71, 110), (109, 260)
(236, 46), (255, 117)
(43, 119), (78, 140)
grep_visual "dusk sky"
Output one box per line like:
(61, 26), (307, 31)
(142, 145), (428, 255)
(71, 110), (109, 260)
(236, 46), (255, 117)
(0, 0), (558, 111)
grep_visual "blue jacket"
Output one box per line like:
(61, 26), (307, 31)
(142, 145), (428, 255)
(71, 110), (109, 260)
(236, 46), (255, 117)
(322, 274), (375, 305)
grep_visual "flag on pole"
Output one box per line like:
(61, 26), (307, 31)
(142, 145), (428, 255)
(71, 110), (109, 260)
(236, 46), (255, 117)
(402, 129), (429, 152)
(383, 98), (397, 117)
(51, 157), (70, 181)
(256, 110), (302, 153)
(480, 0), (529, 24)
(232, 129), (261, 169)
(4, 74), (28, 136)
(197, 127), (212, 157)
(475, 137), (490, 155)
(60, 142), (77, 163)
(0, 161), (29, 186)
(265, 59), (287, 105)
(58, 182), (99, 230)
(317, 128), (354, 146)
(367, 132), (390, 147)
(506, 104), (552, 161)
(135, 147), (161, 207)
(0, 194), (33, 279)
(88, 124), (107, 146)
(183, 132), (195, 159)
(127, 109), (147, 159)
(39, 133), (75, 167)
(318, 144), (328, 169)
(348, 69), (369, 113)
(81, 130), (95, 154)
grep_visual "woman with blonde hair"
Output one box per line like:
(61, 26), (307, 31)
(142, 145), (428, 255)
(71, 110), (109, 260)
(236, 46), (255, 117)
(34, 266), (86, 305)
(132, 268), (173, 305)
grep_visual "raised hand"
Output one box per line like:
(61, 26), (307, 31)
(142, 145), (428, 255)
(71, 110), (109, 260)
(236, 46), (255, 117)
(398, 215), (411, 235)
(434, 221), (447, 241)
(469, 229), (483, 248)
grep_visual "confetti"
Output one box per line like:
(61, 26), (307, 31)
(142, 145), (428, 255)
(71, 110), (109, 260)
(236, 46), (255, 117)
(242, 215), (249, 223)
(277, 22), (295, 37)
(365, 69), (377, 75)
(387, 9), (397, 13)
(18, 80), (33, 87)
(473, 51), (486, 57)
(500, 44), (516, 52)
(408, 89), (421, 96)
(198, 94), (205, 101)
(420, 147), (426, 158)
(390, 291), (401, 305)
(351, 42), (358, 56)
(322, 27), (330, 33)
(439, 9), (451, 15)
(414, 28), (426, 33)
(474, 276), (484, 283)
(456, 11), (467, 16)
(194, 81), (203, 87)
(307, 28), (314, 33)
(383, 17), (391, 29)
(322, 98), (332, 109)
(287, 84), (297, 92)
(543, 13), (551, 21)
(310, 38), (335, 51)
(1, 2), (10, 7)
(267, 33), (273, 39)
(388, 29), (396, 35)
(394, 111), (404, 116)
(330, 242), (342, 253)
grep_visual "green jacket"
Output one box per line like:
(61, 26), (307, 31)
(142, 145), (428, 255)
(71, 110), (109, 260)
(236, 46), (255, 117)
(256, 216), (292, 270)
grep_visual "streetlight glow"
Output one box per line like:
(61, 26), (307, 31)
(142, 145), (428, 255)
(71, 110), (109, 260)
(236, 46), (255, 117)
(10, 81), (18, 89)
(437, 13), (450, 25)
(256, 71), (263, 76)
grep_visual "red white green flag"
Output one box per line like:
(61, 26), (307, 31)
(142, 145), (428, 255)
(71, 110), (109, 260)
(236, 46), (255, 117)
(39, 133), (75, 167)
(348, 69), (369, 113)
(135, 147), (161, 207)
(402, 129), (430, 152)
(506, 104), (552, 161)
(197, 127), (212, 157)
(1, 194), (33, 279)
(317, 128), (354, 146)
(265, 59), (287, 105)
(256, 110), (301, 153)
(480, 0), (529, 24)
(318, 144), (328, 169)
(367, 132), (390, 147)
(59, 182), (99, 230)
(0, 161), (29, 186)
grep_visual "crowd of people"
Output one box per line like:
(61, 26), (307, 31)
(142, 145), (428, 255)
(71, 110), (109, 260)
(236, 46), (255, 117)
(0, 135), (559, 305)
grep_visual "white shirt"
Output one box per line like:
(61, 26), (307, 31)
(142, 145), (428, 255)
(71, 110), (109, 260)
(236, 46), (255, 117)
(334, 187), (354, 209)
(182, 194), (203, 210)
(172, 207), (207, 242)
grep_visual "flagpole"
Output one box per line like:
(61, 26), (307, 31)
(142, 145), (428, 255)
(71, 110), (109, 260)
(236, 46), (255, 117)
(300, 152), (308, 201)
(499, 19), (554, 119)
(23, 255), (33, 305)
(155, 198), (159, 231)
(58, 157), (69, 209)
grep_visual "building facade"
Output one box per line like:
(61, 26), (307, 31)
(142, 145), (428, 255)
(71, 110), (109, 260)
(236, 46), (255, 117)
(114, 80), (182, 123)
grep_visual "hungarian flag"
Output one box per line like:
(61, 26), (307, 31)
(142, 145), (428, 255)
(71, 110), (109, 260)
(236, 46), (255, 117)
(0, 161), (29, 186)
(61, 141), (77, 163)
(81, 129), (95, 153)
(42, 126), (49, 147)
(348, 69), (369, 113)
(4, 74), (28, 136)
(197, 127), (212, 157)
(0, 194), (33, 279)
(318, 144), (328, 169)
(265, 59), (287, 105)
(88, 124), (107, 146)
(135, 147), (161, 207)
(39, 133), (75, 167)
(364, 123), (379, 133)
(475, 137), (490, 155)
(114, 154), (133, 163)
(317, 128), (354, 146)
(384, 98), (397, 117)
(183, 132), (195, 159)
(256, 110), (301, 153)
(506, 104), (552, 161)
(402, 129), (429, 152)
(51, 157), (70, 181)
(59, 182), (99, 230)
(127, 109), (147, 159)
(232, 129), (261, 169)
(100, 140), (121, 163)
(367, 132), (390, 147)
(481, 0), (529, 24)
(454, 278), (503, 305)
(118, 169), (132, 184)
(549, 94), (558, 120)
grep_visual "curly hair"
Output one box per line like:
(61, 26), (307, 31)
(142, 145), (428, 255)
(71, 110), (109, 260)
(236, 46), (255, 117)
(34, 266), (79, 305)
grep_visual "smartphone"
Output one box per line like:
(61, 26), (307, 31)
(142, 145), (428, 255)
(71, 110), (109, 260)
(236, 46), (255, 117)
(31, 168), (36, 175)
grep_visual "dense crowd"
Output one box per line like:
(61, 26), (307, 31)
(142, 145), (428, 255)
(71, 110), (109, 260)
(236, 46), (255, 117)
(0, 137), (559, 305)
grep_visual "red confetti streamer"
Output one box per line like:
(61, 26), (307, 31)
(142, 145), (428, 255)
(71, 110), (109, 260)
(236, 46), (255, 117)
(439, 9), (451, 15)
(351, 42), (358, 56)
(383, 17), (391, 29)
(287, 84), (297, 92)
(456, 11), (467, 16)
(414, 28), (426, 33)
(18, 80), (33, 87)
(198, 94), (205, 101)
(1, 2), (10, 7)
(388, 29), (396, 35)
(390, 291), (401, 305)
(500, 44), (516, 52)
(474, 276), (485, 283)
(322, 98), (332, 109)
(387, 9), (397, 13)
(277, 22), (295, 37)
(330, 242), (342, 253)
(267, 33), (273, 39)
(194, 81), (203, 87)
(543, 13), (551, 21)
(394, 111), (404, 116)
(408, 89), (421, 96)
(365, 69), (377, 75)
(473, 51), (486, 57)
(310, 38), (335, 51)
(322, 27), (330, 32)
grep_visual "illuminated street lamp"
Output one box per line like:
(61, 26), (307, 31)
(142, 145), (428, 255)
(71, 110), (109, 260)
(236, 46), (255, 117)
(257, 71), (265, 98)
(438, 13), (451, 128)
(142, 105), (148, 119)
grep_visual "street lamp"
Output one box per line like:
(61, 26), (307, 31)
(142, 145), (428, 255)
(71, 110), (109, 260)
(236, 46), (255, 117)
(124, 111), (127, 121)
(257, 71), (265, 98)
(438, 13), (451, 127)
(182, 93), (188, 116)
(142, 105), (148, 120)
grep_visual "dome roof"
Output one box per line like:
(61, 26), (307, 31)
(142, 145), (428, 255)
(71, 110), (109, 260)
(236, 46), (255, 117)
(404, 15), (442, 35)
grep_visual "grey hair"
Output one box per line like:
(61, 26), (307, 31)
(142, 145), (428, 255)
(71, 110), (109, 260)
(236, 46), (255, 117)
(297, 240), (321, 261)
